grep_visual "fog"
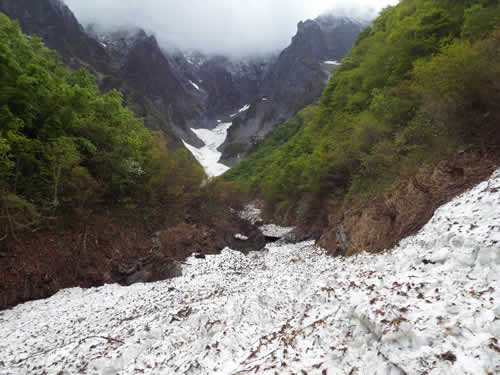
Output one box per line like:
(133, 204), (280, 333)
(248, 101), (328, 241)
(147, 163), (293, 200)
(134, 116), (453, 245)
(63, 0), (399, 57)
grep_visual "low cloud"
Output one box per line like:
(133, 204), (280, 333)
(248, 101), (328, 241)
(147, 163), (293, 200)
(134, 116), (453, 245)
(63, 0), (398, 57)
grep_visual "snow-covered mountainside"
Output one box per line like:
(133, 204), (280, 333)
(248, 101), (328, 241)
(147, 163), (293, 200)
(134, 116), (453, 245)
(182, 122), (232, 177)
(1, 170), (499, 374)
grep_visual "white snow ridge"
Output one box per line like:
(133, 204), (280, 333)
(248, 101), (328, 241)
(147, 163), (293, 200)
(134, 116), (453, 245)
(1, 170), (500, 374)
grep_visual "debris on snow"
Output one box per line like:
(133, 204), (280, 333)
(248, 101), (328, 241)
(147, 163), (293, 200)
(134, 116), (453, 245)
(0, 170), (499, 374)
(260, 223), (294, 238)
(239, 204), (263, 226)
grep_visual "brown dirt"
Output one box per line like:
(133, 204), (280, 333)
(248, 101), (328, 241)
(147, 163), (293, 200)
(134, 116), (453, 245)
(0, 213), (152, 310)
(0, 206), (265, 310)
(318, 152), (500, 256)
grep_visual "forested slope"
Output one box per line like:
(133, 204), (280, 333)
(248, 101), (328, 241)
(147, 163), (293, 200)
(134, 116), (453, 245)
(0, 13), (206, 232)
(0, 13), (244, 308)
(225, 0), (500, 251)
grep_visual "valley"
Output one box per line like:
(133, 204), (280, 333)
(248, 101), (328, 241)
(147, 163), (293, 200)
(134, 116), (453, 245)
(1, 170), (499, 374)
(0, 1), (499, 374)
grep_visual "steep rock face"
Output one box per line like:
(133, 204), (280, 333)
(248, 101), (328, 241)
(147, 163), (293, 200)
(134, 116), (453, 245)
(220, 16), (366, 165)
(0, 0), (203, 147)
(168, 53), (274, 127)
(316, 15), (367, 58)
(0, 0), (366, 168)
(99, 31), (205, 144)
(0, 0), (110, 73)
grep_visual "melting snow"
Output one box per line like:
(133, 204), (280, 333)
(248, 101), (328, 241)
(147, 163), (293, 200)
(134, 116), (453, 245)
(239, 104), (251, 113)
(189, 80), (200, 91)
(182, 122), (232, 177)
(230, 104), (251, 118)
(1, 170), (500, 374)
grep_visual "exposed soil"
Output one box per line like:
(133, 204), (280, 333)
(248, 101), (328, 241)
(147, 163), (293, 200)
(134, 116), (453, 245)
(0, 208), (265, 310)
(318, 151), (500, 256)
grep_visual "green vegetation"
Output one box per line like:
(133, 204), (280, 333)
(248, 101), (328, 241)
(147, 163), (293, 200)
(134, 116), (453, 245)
(0, 13), (205, 237)
(225, 0), (500, 214)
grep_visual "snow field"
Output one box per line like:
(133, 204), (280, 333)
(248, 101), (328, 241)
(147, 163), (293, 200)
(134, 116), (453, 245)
(182, 122), (232, 177)
(0, 170), (499, 374)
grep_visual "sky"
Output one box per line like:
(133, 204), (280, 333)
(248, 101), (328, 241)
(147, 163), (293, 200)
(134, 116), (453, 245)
(63, 0), (399, 57)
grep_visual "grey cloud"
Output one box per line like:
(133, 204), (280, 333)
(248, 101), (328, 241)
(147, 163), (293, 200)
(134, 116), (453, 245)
(63, 0), (398, 57)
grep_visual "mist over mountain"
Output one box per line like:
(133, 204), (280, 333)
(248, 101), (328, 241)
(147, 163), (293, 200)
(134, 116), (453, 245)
(62, 0), (398, 57)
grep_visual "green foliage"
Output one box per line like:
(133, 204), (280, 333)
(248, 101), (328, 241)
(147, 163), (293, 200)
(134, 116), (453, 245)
(225, 0), (500, 213)
(462, 2), (500, 39)
(0, 13), (205, 235)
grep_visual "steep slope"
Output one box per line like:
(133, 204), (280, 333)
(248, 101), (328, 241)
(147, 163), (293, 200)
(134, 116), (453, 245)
(0, 11), (214, 309)
(0, 0), (110, 72)
(97, 29), (205, 145)
(225, 0), (500, 252)
(219, 15), (366, 165)
(0, 0), (203, 147)
(1, 169), (499, 374)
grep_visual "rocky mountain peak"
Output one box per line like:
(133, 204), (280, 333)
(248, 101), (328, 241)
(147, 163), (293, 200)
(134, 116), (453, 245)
(0, 0), (110, 73)
(219, 14), (368, 166)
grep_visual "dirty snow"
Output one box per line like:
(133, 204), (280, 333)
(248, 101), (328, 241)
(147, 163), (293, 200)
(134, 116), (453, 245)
(239, 204), (294, 238)
(182, 122), (232, 177)
(1, 170), (500, 374)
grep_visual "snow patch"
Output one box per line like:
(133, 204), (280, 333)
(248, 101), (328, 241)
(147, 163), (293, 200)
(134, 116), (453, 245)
(182, 122), (232, 177)
(230, 104), (251, 118)
(324, 60), (341, 65)
(239, 104), (251, 112)
(189, 80), (200, 91)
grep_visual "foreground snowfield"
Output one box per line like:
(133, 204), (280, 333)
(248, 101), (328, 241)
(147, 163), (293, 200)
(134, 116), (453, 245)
(1, 171), (500, 374)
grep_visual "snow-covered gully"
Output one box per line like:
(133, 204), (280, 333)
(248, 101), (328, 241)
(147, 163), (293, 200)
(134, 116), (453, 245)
(1, 171), (500, 374)
(182, 122), (232, 177)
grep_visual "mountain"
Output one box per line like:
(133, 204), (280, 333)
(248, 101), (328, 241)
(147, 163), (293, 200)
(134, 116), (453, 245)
(0, 0), (204, 147)
(90, 28), (206, 145)
(0, 0), (366, 166)
(224, 0), (500, 255)
(0, 0), (110, 73)
(167, 51), (274, 126)
(219, 15), (367, 165)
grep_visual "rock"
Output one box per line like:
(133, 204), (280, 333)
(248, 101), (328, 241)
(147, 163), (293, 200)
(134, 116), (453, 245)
(264, 236), (280, 243)
(220, 15), (367, 164)
(280, 230), (313, 245)
(124, 257), (182, 286)
(215, 227), (266, 254)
